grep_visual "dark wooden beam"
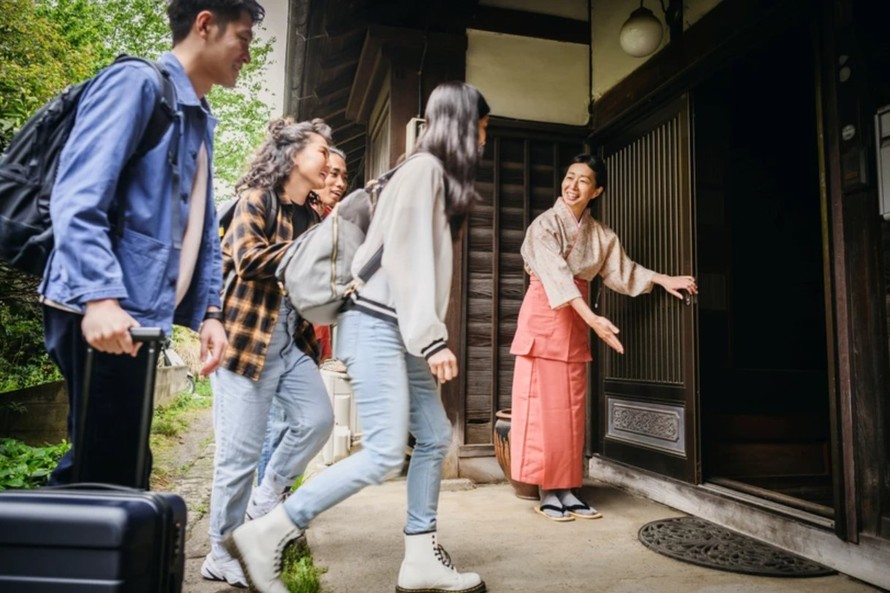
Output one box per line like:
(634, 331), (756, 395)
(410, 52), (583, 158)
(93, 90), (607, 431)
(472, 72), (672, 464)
(284, 0), (313, 117)
(290, 0), (330, 119)
(467, 5), (589, 45)
(330, 126), (364, 147)
(317, 67), (360, 98)
(346, 25), (467, 123)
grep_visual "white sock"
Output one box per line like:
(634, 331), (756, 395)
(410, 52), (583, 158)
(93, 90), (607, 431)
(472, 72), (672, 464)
(556, 489), (582, 507)
(539, 489), (566, 518)
(556, 489), (597, 515)
(255, 478), (286, 506)
(211, 540), (232, 561)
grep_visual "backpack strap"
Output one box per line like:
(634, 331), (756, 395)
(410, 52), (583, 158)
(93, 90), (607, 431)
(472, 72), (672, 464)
(355, 245), (383, 283)
(221, 189), (280, 301)
(352, 158), (413, 284)
(112, 56), (177, 157)
(110, 55), (181, 248)
(263, 189), (279, 238)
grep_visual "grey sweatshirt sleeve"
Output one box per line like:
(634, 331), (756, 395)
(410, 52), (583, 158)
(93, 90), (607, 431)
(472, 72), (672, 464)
(379, 155), (452, 358)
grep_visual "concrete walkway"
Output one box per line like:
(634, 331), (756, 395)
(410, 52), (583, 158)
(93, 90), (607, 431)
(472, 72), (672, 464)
(172, 408), (882, 593)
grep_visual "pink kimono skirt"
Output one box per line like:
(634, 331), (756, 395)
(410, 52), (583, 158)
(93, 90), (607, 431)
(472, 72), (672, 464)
(510, 277), (591, 490)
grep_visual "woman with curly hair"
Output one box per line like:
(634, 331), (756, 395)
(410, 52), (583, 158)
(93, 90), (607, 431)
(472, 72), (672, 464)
(227, 82), (490, 593)
(202, 117), (335, 588)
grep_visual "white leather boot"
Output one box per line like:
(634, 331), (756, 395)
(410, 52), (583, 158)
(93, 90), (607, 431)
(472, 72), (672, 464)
(224, 504), (301, 593)
(396, 531), (486, 593)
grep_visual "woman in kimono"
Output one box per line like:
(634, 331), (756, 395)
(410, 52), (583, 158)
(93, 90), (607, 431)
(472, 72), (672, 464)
(511, 153), (698, 522)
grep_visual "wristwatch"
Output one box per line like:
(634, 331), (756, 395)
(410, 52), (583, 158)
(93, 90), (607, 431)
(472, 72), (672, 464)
(203, 310), (224, 323)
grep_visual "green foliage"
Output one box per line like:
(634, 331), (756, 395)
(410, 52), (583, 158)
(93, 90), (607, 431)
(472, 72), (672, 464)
(89, 0), (171, 61)
(0, 0), (95, 147)
(281, 539), (325, 593)
(0, 301), (62, 393)
(0, 438), (70, 491)
(35, 0), (119, 70)
(209, 37), (275, 196)
(150, 379), (212, 439)
(193, 375), (213, 397)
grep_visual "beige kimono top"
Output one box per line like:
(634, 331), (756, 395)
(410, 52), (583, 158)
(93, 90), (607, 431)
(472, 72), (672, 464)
(521, 198), (656, 309)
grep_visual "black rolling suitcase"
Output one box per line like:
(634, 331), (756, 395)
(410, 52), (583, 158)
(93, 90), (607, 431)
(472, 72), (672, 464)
(0, 328), (187, 593)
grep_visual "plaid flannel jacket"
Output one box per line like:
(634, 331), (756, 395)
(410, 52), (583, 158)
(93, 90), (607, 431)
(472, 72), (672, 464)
(219, 189), (320, 381)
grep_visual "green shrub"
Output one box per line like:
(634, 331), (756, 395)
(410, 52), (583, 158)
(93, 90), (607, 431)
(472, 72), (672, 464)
(282, 539), (325, 593)
(0, 298), (62, 393)
(0, 438), (70, 491)
(150, 380), (212, 439)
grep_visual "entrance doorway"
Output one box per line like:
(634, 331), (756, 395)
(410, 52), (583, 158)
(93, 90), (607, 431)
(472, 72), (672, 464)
(693, 23), (833, 516)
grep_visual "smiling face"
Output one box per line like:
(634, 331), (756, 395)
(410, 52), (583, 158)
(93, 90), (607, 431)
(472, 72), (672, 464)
(286, 133), (330, 203)
(316, 153), (348, 207)
(561, 162), (604, 218)
(204, 10), (254, 88)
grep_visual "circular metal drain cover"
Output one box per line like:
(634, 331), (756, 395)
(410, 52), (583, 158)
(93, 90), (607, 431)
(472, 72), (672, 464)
(638, 517), (836, 577)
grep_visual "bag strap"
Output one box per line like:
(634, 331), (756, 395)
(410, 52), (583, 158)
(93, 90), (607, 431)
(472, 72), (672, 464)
(263, 189), (280, 238)
(110, 55), (181, 248)
(356, 246), (383, 283)
(221, 189), (279, 301)
(113, 55), (177, 158)
(350, 159), (412, 284)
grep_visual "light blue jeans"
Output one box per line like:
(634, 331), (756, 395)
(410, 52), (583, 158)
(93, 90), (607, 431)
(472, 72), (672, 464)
(208, 304), (333, 544)
(283, 309), (452, 534)
(257, 402), (286, 485)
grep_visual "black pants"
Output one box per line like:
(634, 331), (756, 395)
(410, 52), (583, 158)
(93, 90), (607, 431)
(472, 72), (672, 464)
(43, 306), (153, 488)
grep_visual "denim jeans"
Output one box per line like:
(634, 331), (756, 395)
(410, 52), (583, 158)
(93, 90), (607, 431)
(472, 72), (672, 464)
(256, 402), (287, 485)
(208, 304), (333, 544)
(283, 309), (452, 534)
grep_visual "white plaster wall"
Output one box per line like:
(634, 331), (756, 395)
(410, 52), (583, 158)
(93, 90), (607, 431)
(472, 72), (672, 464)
(592, 0), (722, 99)
(466, 29), (589, 125)
(255, 0), (289, 116)
(591, 0), (665, 99)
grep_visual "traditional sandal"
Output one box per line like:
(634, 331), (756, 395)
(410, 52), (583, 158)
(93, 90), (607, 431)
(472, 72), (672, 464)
(564, 502), (603, 520)
(534, 504), (575, 522)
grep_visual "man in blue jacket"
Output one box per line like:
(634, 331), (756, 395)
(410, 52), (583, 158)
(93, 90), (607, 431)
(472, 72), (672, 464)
(39, 0), (265, 490)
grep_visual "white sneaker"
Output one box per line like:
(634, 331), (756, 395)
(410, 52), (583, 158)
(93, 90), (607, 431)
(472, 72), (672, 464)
(245, 487), (287, 521)
(201, 550), (248, 588)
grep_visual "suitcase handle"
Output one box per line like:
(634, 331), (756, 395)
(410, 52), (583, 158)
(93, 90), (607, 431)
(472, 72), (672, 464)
(75, 328), (166, 488)
(130, 327), (165, 342)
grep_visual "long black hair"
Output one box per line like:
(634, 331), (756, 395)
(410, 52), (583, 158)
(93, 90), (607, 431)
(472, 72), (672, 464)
(412, 82), (490, 238)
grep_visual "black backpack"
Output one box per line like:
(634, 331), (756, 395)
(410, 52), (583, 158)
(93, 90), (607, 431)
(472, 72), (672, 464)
(0, 55), (177, 276)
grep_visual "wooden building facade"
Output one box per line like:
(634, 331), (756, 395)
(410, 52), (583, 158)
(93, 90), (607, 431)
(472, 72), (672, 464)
(284, 0), (889, 587)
